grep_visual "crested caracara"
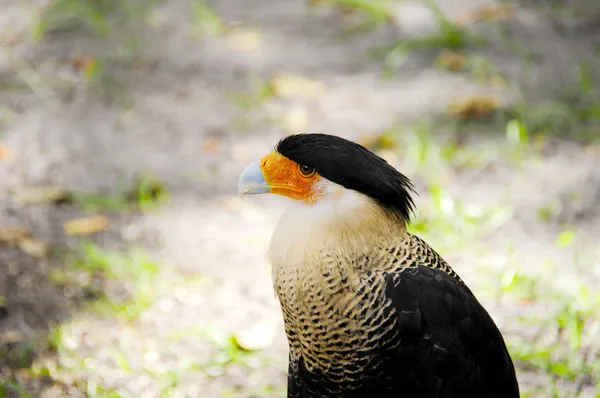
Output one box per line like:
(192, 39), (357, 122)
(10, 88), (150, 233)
(237, 133), (520, 398)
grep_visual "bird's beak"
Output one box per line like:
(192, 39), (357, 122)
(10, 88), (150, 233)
(238, 160), (271, 196)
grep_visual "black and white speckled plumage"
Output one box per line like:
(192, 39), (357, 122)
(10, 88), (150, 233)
(268, 134), (520, 398)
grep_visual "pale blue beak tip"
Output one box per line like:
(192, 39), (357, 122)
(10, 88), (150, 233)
(238, 160), (270, 196)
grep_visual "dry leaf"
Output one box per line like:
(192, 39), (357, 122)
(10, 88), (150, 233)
(0, 226), (30, 244)
(458, 4), (515, 24)
(435, 51), (467, 71)
(203, 137), (221, 153)
(18, 237), (49, 258)
(339, 5), (360, 18)
(63, 215), (108, 236)
(228, 29), (262, 52)
(73, 56), (95, 73)
(234, 321), (276, 351)
(0, 330), (26, 345)
(12, 186), (70, 205)
(270, 73), (325, 99)
(585, 144), (600, 159)
(449, 96), (500, 120)
(0, 143), (15, 163)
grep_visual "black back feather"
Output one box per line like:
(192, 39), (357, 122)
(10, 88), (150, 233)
(287, 266), (520, 398)
(276, 133), (416, 220)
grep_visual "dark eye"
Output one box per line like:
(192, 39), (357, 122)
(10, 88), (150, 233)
(298, 164), (315, 177)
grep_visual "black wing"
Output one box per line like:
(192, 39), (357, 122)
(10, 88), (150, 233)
(384, 265), (520, 398)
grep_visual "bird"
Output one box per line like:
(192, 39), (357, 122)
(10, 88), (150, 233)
(237, 133), (520, 398)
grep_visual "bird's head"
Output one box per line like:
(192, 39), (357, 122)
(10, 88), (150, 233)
(238, 133), (416, 223)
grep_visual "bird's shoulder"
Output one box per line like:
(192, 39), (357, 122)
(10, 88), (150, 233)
(354, 235), (519, 398)
(352, 233), (461, 281)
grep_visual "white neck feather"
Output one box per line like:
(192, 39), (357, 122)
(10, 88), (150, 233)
(267, 178), (395, 268)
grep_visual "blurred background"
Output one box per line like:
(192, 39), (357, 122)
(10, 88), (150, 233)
(1, 0), (600, 397)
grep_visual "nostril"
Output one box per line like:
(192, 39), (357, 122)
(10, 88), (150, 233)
(261, 159), (267, 168)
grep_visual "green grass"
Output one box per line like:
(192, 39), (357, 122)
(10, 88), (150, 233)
(371, 123), (517, 255)
(378, 32), (485, 79)
(22, 244), (196, 396)
(331, 0), (485, 76)
(328, 0), (600, 144)
(0, 381), (34, 398)
(32, 0), (161, 40)
(191, 0), (227, 37)
(30, 0), (160, 103)
(491, 230), (600, 397)
(50, 242), (163, 321)
(73, 173), (169, 212)
(30, 319), (131, 398)
(435, 52), (600, 144)
(503, 272), (600, 397)
(31, 243), (285, 397)
(163, 326), (285, 397)
(35, 321), (280, 397)
(486, 56), (599, 145)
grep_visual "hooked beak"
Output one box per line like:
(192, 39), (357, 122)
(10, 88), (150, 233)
(238, 160), (270, 196)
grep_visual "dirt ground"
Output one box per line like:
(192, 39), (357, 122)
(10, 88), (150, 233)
(1, 0), (600, 397)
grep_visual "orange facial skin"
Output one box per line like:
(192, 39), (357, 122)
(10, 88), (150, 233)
(259, 151), (322, 205)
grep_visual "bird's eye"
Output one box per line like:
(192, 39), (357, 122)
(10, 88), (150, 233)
(298, 164), (315, 177)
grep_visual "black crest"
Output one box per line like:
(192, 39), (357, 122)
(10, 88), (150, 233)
(276, 133), (416, 220)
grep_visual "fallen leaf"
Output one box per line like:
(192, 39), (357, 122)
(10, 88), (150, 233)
(12, 186), (70, 205)
(435, 51), (467, 72)
(63, 215), (109, 236)
(449, 96), (500, 120)
(0, 143), (15, 163)
(585, 144), (600, 159)
(270, 73), (325, 99)
(73, 56), (93, 71)
(0, 30), (22, 46)
(18, 238), (49, 258)
(73, 56), (98, 78)
(458, 4), (515, 24)
(228, 29), (262, 52)
(234, 321), (276, 351)
(203, 137), (221, 153)
(0, 226), (30, 244)
(339, 5), (360, 18)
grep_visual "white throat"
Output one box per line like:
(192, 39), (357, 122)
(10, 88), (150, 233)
(267, 179), (380, 267)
